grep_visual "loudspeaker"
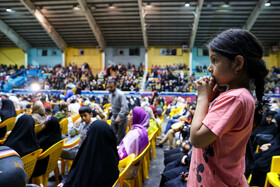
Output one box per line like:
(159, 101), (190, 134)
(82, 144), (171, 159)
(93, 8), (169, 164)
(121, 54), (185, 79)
(182, 45), (188, 51)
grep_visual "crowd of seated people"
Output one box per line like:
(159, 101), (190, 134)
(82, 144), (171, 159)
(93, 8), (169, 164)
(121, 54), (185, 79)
(0, 63), (144, 93)
(146, 65), (197, 92)
(151, 64), (188, 72)
(102, 63), (144, 92)
(0, 85), (280, 186)
(0, 90), (165, 186)
(264, 66), (280, 94)
(2, 63), (280, 95)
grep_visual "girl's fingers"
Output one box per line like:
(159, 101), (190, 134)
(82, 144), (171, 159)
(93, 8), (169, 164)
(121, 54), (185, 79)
(213, 84), (219, 92)
(210, 77), (215, 85)
(203, 76), (210, 82)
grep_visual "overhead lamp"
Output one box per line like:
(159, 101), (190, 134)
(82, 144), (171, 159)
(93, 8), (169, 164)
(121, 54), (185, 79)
(221, 2), (230, 8)
(146, 2), (152, 8)
(109, 3), (115, 9)
(73, 5), (80, 10)
(184, 3), (190, 7)
(6, 8), (13, 12)
(265, 2), (271, 6)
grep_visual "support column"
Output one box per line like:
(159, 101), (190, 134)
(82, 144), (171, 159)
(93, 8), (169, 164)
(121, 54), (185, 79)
(189, 51), (193, 76)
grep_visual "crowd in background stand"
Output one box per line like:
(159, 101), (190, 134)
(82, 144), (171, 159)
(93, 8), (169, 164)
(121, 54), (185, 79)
(1, 63), (280, 94)
(146, 64), (197, 92)
(102, 63), (144, 92)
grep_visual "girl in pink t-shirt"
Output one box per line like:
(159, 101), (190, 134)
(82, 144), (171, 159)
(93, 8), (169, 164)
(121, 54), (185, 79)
(188, 29), (268, 187)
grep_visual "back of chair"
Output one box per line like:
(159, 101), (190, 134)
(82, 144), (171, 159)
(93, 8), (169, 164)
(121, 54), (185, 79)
(113, 154), (135, 187)
(34, 124), (42, 133)
(72, 115), (80, 123)
(16, 109), (25, 115)
(22, 149), (43, 183)
(59, 118), (68, 135)
(271, 156), (280, 173)
(38, 139), (65, 176)
(103, 103), (111, 108)
(63, 137), (80, 149)
(1, 117), (16, 132)
(124, 143), (151, 187)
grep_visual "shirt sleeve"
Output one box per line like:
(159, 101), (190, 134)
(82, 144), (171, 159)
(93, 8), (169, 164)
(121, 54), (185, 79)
(202, 95), (242, 137)
(117, 94), (128, 121)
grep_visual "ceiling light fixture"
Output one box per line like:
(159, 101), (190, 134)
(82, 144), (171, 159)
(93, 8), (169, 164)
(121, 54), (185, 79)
(265, 2), (271, 6)
(184, 3), (190, 7)
(6, 8), (13, 12)
(146, 2), (152, 8)
(73, 5), (80, 10)
(109, 3), (116, 9)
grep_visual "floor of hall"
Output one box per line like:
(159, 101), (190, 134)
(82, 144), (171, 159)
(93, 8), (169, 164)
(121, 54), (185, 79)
(47, 115), (169, 187)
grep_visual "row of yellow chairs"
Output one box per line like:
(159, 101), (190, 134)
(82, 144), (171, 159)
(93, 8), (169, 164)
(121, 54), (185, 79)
(59, 114), (81, 135)
(248, 144), (280, 187)
(0, 117), (16, 132)
(264, 156), (280, 187)
(22, 139), (66, 186)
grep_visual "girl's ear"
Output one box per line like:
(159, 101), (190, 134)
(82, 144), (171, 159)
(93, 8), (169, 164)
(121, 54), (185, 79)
(234, 55), (245, 73)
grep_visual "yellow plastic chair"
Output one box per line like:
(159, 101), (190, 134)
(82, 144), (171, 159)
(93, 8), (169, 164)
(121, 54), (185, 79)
(126, 122), (132, 134)
(34, 124), (42, 133)
(0, 117), (16, 133)
(59, 118), (68, 135)
(247, 145), (260, 184)
(142, 143), (152, 181)
(103, 103), (111, 108)
(0, 139), (5, 144)
(169, 108), (177, 118)
(72, 87), (77, 94)
(26, 110), (32, 115)
(16, 109), (25, 115)
(113, 154), (135, 187)
(21, 149), (43, 183)
(264, 155), (280, 187)
(31, 139), (65, 187)
(60, 137), (80, 175)
(148, 128), (159, 159)
(72, 115), (80, 123)
(123, 143), (151, 187)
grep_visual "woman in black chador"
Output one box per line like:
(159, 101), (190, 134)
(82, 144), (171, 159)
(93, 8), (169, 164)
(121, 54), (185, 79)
(63, 120), (119, 187)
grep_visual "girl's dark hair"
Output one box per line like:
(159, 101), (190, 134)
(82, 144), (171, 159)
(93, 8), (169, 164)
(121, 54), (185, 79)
(208, 29), (269, 127)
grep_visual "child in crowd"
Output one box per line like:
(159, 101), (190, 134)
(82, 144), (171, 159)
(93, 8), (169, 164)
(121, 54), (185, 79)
(69, 106), (97, 147)
(61, 106), (97, 160)
(188, 29), (268, 186)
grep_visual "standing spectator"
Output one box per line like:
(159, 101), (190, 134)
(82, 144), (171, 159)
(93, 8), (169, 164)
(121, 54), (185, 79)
(107, 79), (129, 145)
(64, 85), (73, 101)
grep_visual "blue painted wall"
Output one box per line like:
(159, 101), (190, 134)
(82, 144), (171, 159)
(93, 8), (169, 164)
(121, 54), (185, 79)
(192, 48), (210, 70)
(28, 48), (62, 67)
(105, 46), (145, 67)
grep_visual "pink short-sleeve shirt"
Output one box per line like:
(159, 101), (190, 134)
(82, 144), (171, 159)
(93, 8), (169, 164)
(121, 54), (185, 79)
(188, 88), (255, 187)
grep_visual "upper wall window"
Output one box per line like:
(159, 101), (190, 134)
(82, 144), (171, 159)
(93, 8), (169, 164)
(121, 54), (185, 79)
(79, 49), (84, 56)
(42, 50), (48, 56)
(129, 48), (140, 56)
(198, 48), (209, 56)
(52, 50), (57, 56)
(264, 48), (269, 57)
